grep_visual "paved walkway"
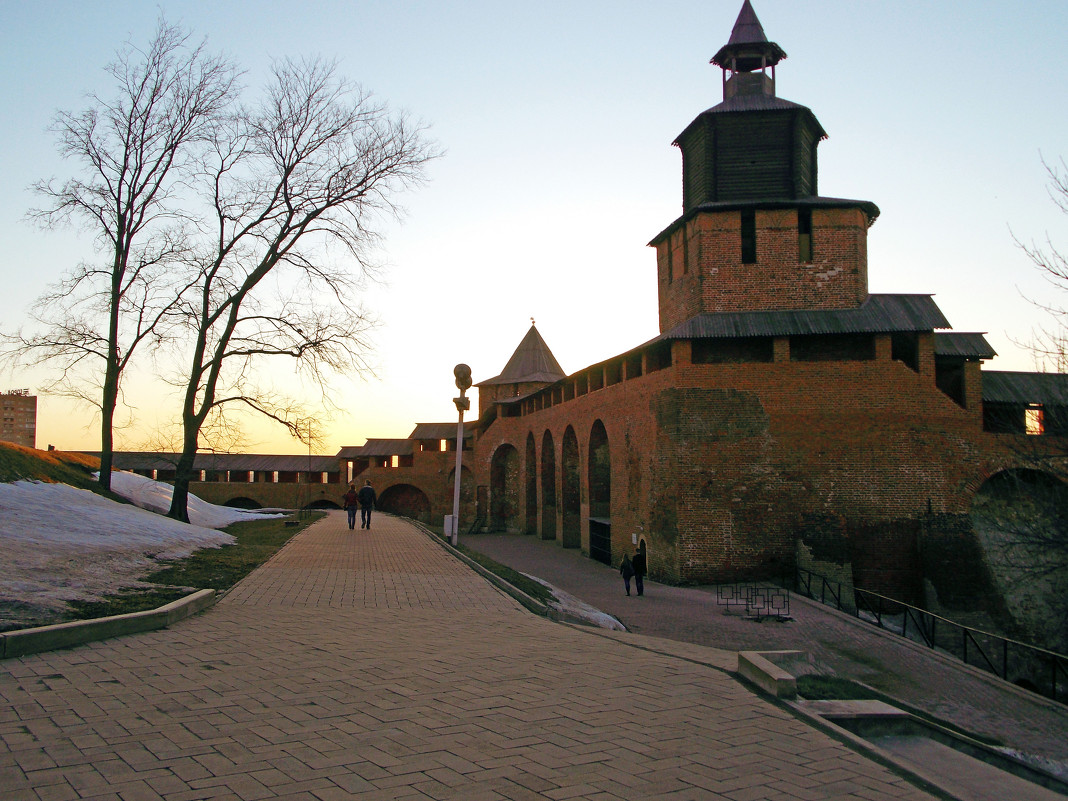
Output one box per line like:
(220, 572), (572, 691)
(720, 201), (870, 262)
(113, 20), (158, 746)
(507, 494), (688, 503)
(0, 512), (942, 800)
(462, 533), (1068, 773)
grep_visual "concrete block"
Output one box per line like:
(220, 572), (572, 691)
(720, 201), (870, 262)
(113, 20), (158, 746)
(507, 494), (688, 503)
(737, 649), (802, 698)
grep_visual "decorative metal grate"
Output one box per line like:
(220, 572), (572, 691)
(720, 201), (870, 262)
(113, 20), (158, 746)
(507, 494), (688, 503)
(746, 585), (790, 618)
(716, 584), (790, 618)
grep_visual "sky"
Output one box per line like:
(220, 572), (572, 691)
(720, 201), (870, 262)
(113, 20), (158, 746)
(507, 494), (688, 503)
(2, 1), (1067, 455)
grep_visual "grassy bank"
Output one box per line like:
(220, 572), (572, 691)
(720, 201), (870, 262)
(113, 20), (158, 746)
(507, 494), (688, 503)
(421, 523), (556, 606)
(0, 443), (107, 493)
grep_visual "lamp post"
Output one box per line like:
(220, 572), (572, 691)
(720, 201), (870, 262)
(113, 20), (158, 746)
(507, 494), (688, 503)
(447, 363), (472, 546)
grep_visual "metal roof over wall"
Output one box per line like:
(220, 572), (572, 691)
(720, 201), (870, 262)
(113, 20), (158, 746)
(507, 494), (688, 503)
(934, 332), (997, 360)
(338, 439), (415, 457)
(107, 452), (339, 473)
(658, 294), (951, 341)
(409, 423), (473, 441)
(982, 371), (1068, 405)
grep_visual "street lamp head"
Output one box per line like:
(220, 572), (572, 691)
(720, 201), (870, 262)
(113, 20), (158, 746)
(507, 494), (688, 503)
(453, 363), (472, 392)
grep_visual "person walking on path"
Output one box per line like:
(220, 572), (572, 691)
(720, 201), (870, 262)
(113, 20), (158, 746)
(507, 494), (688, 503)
(342, 483), (359, 530)
(620, 553), (635, 596)
(632, 546), (646, 596)
(358, 479), (377, 529)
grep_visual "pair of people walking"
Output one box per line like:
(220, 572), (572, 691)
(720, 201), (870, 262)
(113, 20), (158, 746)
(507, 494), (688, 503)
(620, 546), (646, 596)
(343, 480), (377, 530)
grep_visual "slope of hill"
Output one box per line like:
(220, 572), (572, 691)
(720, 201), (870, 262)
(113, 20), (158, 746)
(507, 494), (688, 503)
(0, 444), (275, 631)
(0, 442), (104, 492)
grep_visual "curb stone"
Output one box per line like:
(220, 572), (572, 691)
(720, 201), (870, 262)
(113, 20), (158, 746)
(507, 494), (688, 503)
(0, 588), (216, 659)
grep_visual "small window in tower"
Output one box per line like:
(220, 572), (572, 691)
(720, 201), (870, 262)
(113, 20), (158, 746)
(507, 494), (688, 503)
(798, 208), (812, 263)
(741, 209), (756, 264)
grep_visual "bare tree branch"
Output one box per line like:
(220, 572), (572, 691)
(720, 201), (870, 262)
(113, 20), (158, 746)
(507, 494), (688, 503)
(3, 18), (239, 490)
(164, 57), (438, 521)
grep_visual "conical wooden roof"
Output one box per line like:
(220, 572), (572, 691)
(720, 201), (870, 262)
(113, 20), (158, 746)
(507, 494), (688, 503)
(479, 324), (566, 386)
(712, 0), (786, 71)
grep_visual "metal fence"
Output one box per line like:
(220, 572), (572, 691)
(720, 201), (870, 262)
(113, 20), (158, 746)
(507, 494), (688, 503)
(794, 567), (1068, 703)
(716, 583), (791, 619)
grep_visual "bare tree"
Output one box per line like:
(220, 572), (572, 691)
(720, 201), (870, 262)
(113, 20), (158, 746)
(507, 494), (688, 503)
(7, 20), (238, 490)
(991, 156), (1068, 650)
(1016, 157), (1068, 373)
(165, 58), (437, 521)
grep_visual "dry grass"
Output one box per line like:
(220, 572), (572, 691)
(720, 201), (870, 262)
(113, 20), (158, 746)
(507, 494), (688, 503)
(0, 442), (104, 493)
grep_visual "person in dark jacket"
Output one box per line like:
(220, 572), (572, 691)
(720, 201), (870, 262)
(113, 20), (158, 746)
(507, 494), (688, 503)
(620, 553), (635, 596)
(342, 483), (359, 530)
(631, 546), (647, 596)
(357, 480), (377, 529)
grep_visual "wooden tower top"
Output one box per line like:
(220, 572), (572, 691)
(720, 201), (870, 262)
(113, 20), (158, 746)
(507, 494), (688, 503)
(675, 0), (826, 211)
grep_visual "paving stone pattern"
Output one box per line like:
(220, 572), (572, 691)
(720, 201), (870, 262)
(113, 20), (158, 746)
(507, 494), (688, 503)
(462, 533), (1068, 767)
(0, 513), (938, 800)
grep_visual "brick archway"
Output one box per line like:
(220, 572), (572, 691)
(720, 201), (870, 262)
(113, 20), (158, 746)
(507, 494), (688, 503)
(378, 483), (432, 523)
(525, 433), (537, 535)
(588, 419), (611, 565)
(541, 429), (557, 541)
(490, 443), (521, 532)
(561, 427), (581, 548)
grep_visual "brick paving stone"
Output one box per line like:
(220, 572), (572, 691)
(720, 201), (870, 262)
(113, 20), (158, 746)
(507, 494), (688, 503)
(0, 513), (948, 799)
(465, 532), (1068, 770)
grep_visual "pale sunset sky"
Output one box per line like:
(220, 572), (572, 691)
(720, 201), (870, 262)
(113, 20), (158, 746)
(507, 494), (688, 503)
(1, 1), (1066, 454)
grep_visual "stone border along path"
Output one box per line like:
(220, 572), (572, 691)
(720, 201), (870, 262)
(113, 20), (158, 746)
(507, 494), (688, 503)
(0, 511), (941, 800)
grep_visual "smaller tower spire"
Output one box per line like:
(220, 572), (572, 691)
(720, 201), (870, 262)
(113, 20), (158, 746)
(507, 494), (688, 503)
(711, 0), (786, 100)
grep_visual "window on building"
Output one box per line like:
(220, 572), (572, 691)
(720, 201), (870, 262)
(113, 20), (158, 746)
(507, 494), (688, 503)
(798, 208), (812, 263)
(741, 209), (756, 264)
(891, 333), (919, 372)
(1026, 405), (1045, 436)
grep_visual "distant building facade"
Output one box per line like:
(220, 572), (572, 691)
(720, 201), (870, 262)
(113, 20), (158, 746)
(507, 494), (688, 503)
(1, 390), (36, 449)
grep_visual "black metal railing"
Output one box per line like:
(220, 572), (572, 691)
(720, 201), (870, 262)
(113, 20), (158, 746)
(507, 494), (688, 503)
(794, 567), (1068, 703)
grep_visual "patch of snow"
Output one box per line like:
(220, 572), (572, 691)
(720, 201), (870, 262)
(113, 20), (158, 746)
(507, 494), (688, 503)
(107, 471), (283, 529)
(0, 473), (283, 628)
(524, 573), (626, 631)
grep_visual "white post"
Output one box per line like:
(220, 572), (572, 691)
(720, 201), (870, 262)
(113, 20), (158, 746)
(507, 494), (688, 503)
(447, 364), (472, 546)
(450, 411), (464, 546)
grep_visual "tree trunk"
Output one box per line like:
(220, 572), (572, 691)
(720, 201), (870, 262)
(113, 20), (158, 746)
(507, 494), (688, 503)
(97, 337), (121, 492)
(167, 424), (200, 523)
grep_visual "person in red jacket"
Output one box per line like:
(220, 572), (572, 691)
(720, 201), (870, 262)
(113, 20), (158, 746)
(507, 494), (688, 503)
(342, 483), (358, 530)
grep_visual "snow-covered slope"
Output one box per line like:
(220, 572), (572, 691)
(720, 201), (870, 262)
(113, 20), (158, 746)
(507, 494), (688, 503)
(0, 472), (281, 628)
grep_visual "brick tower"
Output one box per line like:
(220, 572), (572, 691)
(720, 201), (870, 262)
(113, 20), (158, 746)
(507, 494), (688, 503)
(651, 0), (880, 330)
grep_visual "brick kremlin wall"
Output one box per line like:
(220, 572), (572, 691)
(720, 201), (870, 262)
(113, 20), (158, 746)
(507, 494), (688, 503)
(474, 342), (1018, 605)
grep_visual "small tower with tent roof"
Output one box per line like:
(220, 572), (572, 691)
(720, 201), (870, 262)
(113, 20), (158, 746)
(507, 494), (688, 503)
(476, 322), (567, 419)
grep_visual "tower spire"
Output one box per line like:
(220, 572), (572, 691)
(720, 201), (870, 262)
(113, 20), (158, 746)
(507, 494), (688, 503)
(711, 0), (786, 100)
